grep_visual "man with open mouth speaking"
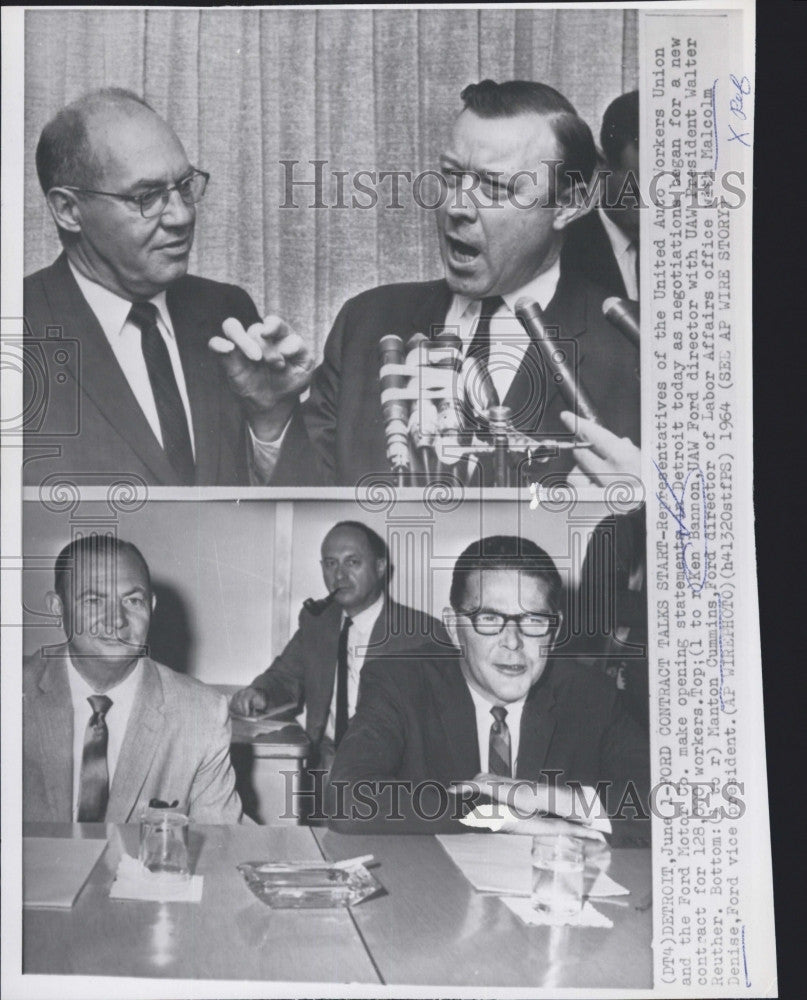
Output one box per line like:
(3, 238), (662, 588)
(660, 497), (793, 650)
(266, 79), (640, 486)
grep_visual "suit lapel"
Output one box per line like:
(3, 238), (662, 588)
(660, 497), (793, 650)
(434, 661), (480, 777)
(516, 671), (558, 779)
(107, 659), (165, 822)
(46, 255), (178, 483)
(31, 650), (74, 821)
(409, 281), (453, 339)
(167, 280), (224, 485)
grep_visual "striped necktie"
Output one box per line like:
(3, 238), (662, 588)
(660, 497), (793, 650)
(76, 694), (113, 822)
(488, 704), (512, 777)
(466, 295), (504, 407)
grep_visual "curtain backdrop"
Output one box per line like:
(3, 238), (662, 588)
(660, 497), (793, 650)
(24, 8), (637, 357)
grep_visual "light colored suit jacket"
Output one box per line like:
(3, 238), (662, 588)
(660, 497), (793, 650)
(23, 647), (242, 824)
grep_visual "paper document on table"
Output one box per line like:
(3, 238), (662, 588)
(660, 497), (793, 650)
(436, 833), (533, 896)
(23, 837), (107, 909)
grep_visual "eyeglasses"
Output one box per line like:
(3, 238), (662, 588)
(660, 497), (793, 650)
(61, 169), (210, 219)
(454, 609), (559, 638)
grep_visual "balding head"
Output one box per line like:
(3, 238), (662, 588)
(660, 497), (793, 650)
(36, 87), (155, 195)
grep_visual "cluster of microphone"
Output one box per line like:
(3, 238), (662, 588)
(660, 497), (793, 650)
(377, 296), (640, 481)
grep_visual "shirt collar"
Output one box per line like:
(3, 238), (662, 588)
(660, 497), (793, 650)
(343, 593), (385, 634)
(465, 678), (527, 718)
(65, 653), (144, 702)
(453, 258), (562, 323)
(598, 206), (634, 257)
(68, 260), (172, 340)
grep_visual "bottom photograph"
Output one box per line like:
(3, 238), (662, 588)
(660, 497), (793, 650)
(21, 494), (651, 990)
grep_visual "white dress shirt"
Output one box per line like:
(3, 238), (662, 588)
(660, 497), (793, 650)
(324, 594), (385, 742)
(598, 207), (639, 301)
(67, 657), (144, 820)
(69, 262), (196, 455)
(443, 260), (562, 404)
(466, 682), (526, 775)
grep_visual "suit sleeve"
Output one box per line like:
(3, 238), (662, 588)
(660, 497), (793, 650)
(326, 660), (472, 835)
(271, 297), (353, 486)
(247, 612), (309, 712)
(226, 282), (262, 329)
(187, 692), (243, 824)
(598, 688), (651, 845)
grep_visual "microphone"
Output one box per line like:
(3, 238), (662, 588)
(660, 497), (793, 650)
(602, 297), (640, 348)
(378, 334), (412, 478)
(303, 593), (336, 616)
(514, 297), (600, 424)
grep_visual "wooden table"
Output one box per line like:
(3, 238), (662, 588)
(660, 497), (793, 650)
(214, 684), (310, 825)
(23, 823), (652, 988)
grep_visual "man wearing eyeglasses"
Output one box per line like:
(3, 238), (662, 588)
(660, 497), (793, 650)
(23, 87), (311, 486)
(328, 535), (649, 839)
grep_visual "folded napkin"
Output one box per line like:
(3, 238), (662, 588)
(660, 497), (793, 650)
(588, 869), (630, 898)
(109, 855), (203, 903)
(501, 896), (614, 928)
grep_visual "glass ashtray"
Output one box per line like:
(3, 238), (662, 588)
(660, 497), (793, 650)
(237, 860), (382, 909)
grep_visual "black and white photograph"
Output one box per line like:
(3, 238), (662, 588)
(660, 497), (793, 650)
(1, 4), (775, 999)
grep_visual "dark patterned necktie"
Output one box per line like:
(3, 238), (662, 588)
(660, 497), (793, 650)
(334, 616), (353, 746)
(76, 694), (113, 822)
(488, 704), (512, 777)
(466, 295), (504, 407)
(128, 300), (195, 484)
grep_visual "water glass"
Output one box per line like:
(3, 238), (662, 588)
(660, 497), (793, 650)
(139, 808), (190, 880)
(531, 834), (585, 918)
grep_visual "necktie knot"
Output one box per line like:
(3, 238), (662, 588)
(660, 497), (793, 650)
(490, 704), (508, 732)
(127, 300), (160, 331)
(479, 295), (505, 319)
(88, 694), (112, 724)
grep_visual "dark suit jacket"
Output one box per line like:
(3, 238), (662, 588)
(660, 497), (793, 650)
(22, 254), (260, 486)
(328, 650), (650, 838)
(561, 210), (631, 301)
(273, 268), (640, 486)
(23, 647), (242, 824)
(249, 598), (449, 765)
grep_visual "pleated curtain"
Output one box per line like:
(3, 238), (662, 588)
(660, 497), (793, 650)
(24, 8), (637, 357)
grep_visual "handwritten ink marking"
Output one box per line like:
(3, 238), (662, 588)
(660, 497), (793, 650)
(727, 74), (752, 149)
(711, 78), (719, 172)
(741, 924), (751, 987)
(653, 460), (709, 593)
(716, 591), (726, 711)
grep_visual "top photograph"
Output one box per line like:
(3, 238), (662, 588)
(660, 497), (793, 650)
(20, 7), (641, 492)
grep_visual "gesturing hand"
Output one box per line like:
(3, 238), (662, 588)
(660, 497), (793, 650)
(210, 315), (315, 438)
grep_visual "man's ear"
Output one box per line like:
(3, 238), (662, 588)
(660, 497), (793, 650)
(45, 188), (84, 236)
(150, 593), (157, 614)
(45, 591), (64, 621)
(552, 194), (591, 232)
